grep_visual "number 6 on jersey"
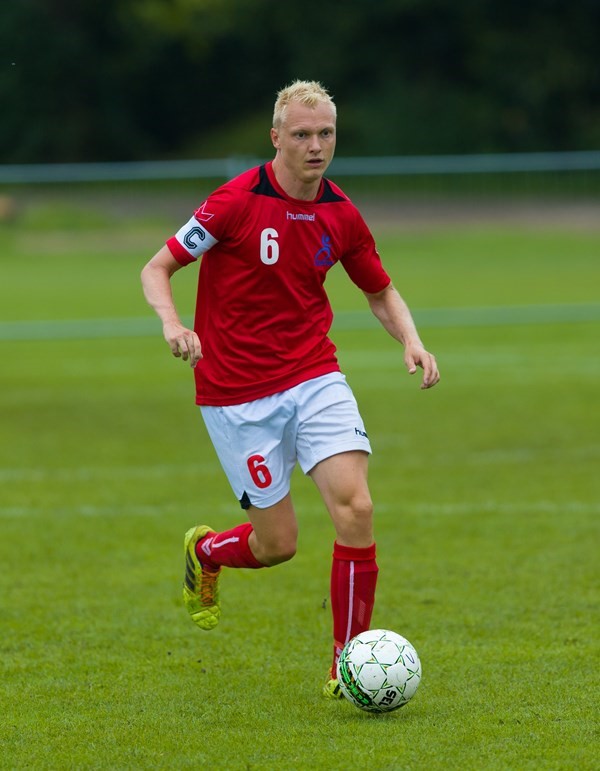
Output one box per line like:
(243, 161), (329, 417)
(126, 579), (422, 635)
(260, 228), (279, 265)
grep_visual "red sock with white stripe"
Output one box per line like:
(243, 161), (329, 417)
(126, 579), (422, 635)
(330, 541), (378, 673)
(196, 522), (265, 569)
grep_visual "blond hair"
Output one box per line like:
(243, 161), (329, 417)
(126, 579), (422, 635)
(272, 80), (336, 129)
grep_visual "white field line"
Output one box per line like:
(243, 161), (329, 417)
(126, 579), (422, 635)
(0, 303), (599, 341)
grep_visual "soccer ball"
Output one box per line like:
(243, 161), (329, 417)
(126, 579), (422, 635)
(336, 629), (422, 712)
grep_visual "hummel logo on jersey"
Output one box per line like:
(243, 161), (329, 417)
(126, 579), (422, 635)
(354, 427), (368, 438)
(286, 211), (316, 222)
(195, 202), (215, 222)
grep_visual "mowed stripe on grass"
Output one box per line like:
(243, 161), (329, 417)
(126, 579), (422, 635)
(1, 302), (599, 340)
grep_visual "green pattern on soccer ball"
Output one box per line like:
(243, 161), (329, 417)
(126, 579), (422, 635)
(338, 629), (422, 713)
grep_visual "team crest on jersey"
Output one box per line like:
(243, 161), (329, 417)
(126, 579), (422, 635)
(314, 234), (335, 267)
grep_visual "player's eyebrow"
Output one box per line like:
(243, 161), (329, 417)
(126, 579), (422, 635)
(290, 123), (335, 133)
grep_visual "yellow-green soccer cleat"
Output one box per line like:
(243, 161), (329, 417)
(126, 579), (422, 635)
(183, 525), (221, 630)
(323, 667), (344, 700)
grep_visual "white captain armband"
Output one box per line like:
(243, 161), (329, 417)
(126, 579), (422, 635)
(174, 216), (219, 259)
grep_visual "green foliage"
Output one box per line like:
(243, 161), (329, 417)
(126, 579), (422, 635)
(0, 195), (599, 768)
(1, 0), (598, 162)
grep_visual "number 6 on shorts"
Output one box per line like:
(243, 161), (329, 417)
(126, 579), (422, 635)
(247, 454), (273, 489)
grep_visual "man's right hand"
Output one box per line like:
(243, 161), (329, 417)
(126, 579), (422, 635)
(163, 321), (202, 367)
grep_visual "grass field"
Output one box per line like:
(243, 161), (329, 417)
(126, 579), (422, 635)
(0, 192), (599, 769)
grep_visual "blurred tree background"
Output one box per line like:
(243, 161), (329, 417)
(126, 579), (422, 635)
(1, 0), (598, 163)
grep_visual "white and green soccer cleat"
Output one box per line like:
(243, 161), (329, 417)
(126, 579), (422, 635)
(183, 525), (221, 630)
(323, 667), (344, 700)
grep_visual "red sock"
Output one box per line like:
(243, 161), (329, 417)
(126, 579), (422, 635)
(330, 541), (378, 672)
(196, 522), (265, 569)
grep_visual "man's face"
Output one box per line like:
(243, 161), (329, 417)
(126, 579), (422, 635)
(271, 101), (337, 187)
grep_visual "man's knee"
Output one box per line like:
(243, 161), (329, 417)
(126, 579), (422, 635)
(334, 492), (374, 543)
(340, 490), (373, 520)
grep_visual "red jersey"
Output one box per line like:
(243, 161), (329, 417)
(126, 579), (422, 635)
(166, 161), (390, 406)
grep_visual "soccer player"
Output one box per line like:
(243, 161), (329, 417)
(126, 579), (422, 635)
(141, 80), (439, 698)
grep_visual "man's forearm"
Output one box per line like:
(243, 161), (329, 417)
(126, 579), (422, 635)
(141, 262), (182, 327)
(365, 283), (422, 347)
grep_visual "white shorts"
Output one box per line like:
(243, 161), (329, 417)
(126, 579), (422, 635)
(200, 372), (371, 509)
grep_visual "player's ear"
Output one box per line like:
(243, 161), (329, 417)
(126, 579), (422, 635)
(270, 127), (280, 150)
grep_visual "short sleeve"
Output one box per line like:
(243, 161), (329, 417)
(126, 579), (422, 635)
(340, 210), (391, 294)
(166, 184), (243, 264)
